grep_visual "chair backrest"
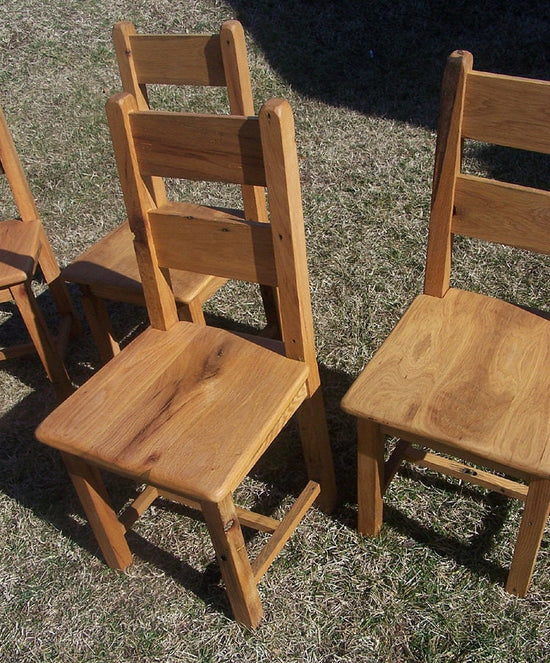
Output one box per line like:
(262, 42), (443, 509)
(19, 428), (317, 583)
(106, 93), (320, 392)
(0, 105), (40, 224)
(112, 20), (267, 222)
(424, 50), (550, 297)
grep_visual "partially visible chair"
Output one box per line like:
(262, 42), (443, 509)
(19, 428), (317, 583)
(63, 20), (277, 364)
(36, 94), (336, 627)
(0, 104), (80, 400)
(342, 50), (550, 596)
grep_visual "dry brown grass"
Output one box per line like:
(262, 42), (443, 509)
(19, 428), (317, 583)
(1, 1), (550, 660)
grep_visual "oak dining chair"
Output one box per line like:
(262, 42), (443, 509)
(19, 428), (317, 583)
(0, 104), (80, 399)
(36, 94), (336, 627)
(62, 20), (277, 364)
(342, 50), (550, 596)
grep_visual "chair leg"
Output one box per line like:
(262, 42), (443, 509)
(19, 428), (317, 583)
(61, 452), (133, 570)
(295, 386), (337, 514)
(37, 232), (81, 338)
(357, 418), (385, 536)
(506, 477), (550, 597)
(259, 285), (281, 338)
(201, 494), (263, 628)
(10, 281), (74, 400)
(80, 286), (120, 364)
(177, 296), (206, 325)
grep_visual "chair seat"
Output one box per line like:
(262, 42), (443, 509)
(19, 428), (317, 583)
(342, 288), (550, 478)
(0, 219), (41, 287)
(62, 220), (226, 306)
(36, 320), (309, 501)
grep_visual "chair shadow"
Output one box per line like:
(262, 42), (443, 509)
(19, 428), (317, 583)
(0, 289), (524, 610)
(228, 0), (550, 128)
(0, 294), (357, 616)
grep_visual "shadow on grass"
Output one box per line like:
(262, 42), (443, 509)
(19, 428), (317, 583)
(0, 299), (357, 617)
(228, 0), (550, 128)
(385, 468), (514, 585)
(0, 291), (528, 608)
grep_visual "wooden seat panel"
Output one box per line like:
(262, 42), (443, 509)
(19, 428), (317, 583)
(0, 219), (41, 287)
(342, 288), (550, 477)
(36, 321), (308, 501)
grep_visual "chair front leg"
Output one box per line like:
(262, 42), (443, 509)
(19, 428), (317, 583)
(10, 281), (74, 401)
(506, 477), (550, 597)
(61, 452), (133, 570)
(357, 418), (385, 536)
(201, 494), (263, 628)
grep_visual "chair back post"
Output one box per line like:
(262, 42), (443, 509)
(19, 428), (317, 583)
(424, 50), (472, 297)
(112, 21), (168, 207)
(0, 106), (40, 223)
(106, 92), (178, 331)
(259, 99), (320, 393)
(220, 20), (269, 225)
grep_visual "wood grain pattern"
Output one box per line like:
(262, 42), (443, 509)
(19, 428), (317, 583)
(130, 34), (226, 87)
(36, 321), (309, 502)
(150, 203), (277, 285)
(342, 289), (550, 477)
(343, 50), (550, 597)
(463, 70), (550, 153)
(131, 110), (266, 185)
(453, 174), (550, 254)
(38, 92), (336, 625)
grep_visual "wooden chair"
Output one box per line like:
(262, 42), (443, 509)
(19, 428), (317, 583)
(0, 104), (80, 400)
(62, 20), (277, 364)
(341, 50), (550, 596)
(36, 94), (336, 627)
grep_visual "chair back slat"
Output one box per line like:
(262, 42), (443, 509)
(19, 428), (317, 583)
(463, 71), (550, 154)
(108, 93), (319, 384)
(425, 51), (550, 297)
(149, 205), (277, 285)
(453, 174), (550, 255)
(131, 111), (266, 185)
(129, 34), (226, 87)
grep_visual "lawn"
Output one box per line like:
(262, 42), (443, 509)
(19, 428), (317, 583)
(1, 1), (550, 660)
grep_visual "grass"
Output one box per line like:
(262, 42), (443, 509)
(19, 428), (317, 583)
(1, 0), (550, 660)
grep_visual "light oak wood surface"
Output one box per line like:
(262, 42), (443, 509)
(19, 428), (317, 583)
(342, 50), (550, 598)
(342, 288), (550, 478)
(37, 321), (308, 501)
(37, 95), (336, 627)
(0, 104), (79, 398)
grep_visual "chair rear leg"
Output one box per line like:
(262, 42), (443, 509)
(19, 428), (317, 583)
(10, 281), (74, 400)
(295, 387), (337, 514)
(506, 477), (550, 596)
(61, 452), (133, 570)
(177, 296), (206, 325)
(38, 233), (81, 338)
(201, 494), (263, 628)
(80, 285), (120, 364)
